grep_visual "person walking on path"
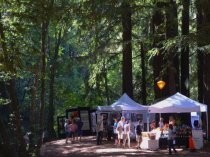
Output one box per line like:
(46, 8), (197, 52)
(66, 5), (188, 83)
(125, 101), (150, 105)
(168, 124), (177, 155)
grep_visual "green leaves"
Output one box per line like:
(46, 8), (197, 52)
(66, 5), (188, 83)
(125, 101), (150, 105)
(0, 98), (11, 105)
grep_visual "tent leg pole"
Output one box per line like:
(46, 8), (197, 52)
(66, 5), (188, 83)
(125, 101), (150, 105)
(206, 110), (209, 140)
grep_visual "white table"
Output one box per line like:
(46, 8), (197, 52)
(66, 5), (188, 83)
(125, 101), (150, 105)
(140, 137), (159, 150)
(192, 129), (203, 149)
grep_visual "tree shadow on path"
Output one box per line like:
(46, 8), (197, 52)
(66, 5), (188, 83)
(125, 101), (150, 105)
(41, 136), (210, 157)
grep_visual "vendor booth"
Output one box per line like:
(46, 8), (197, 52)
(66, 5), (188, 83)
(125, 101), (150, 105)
(96, 93), (150, 139)
(146, 92), (208, 150)
(65, 107), (95, 136)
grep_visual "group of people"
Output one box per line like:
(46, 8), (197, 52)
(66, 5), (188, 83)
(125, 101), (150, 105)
(64, 117), (83, 144)
(96, 114), (178, 155)
(113, 116), (143, 149)
(96, 115), (143, 149)
(157, 117), (177, 155)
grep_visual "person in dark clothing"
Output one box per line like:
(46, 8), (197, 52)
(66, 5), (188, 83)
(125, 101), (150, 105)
(135, 120), (143, 149)
(76, 117), (83, 142)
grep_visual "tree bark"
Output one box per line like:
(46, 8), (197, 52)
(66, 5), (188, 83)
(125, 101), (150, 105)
(181, 0), (190, 97)
(30, 68), (38, 144)
(165, 0), (178, 95)
(121, 2), (133, 98)
(140, 43), (146, 105)
(196, 0), (204, 103)
(103, 60), (110, 105)
(152, 3), (165, 99)
(0, 12), (27, 157)
(47, 29), (62, 140)
(6, 80), (27, 157)
(197, 0), (210, 139)
(38, 20), (49, 147)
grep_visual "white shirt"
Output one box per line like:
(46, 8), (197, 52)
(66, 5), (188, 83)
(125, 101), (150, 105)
(117, 121), (124, 133)
(124, 123), (130, 134)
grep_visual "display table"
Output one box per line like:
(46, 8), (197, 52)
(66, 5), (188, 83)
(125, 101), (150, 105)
(140, 137), (159, 150)
(192, 129), (203, 149)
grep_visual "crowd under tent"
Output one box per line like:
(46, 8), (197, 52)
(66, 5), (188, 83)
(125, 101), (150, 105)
(148, 92), (208, 139)
(96, 93), (151, 139)
(96, 93), (149, 124)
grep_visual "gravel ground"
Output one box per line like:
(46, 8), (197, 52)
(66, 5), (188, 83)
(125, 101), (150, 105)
(40, 136), (210, 157)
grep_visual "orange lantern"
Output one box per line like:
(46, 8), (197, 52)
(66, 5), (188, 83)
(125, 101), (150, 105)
(157, 80), (166, 90)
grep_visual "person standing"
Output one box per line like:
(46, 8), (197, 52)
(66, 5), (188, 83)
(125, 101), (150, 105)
(69, 119), (78, 143)
(65, 118), (72, 144)
(123, 120), (131, 148)
(168, 124), (177, 155)
(135, 120), (143, 149)
(116, 116), (125, 147)
(96, 115), (104, 145)
(76, 117), (83, 142)
(113, 118), (118, 145)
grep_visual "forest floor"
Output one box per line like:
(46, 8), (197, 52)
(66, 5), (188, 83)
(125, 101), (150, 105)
(40, 136), (210, 157)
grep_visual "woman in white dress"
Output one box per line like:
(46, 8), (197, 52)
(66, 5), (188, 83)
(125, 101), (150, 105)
(123, 120), (131, 148)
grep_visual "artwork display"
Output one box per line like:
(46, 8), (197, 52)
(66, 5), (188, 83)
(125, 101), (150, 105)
(80, 110), (90, 130)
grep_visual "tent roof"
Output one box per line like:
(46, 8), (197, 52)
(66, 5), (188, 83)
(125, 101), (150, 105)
(148, 92), (207, 113)
(97, 93), (148, 112)
(96, 105), (121, 112)
(110, 93), (148, 111)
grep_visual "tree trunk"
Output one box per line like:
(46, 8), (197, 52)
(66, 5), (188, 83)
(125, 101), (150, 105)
(140, 43), (146, 105)
(203, 53), (210, 139)
(197, 0), (210, 139)
(6, 80), (27, 157)
(47, 29), (62, 140)
(181, 0), (190, 97)
(30, 67), (38, 134)
(103, 60), (110, 105)
(121, 2), (133, 98)
(165, 0), (178, 95)
(196, 0), (204, 103)
(152, 3), (165, 99)
(38, 20), (49, 147)
(1, 12), (27, 157)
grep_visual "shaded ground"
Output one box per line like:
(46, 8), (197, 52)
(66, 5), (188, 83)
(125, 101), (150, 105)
(41, 136), (210, 157)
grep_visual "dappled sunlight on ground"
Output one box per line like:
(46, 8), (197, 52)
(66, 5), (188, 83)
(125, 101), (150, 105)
(41, 136), (210, 157)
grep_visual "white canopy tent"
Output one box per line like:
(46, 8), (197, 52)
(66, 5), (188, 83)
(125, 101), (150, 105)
(148, 92), (208, 138)
(110, 93), (148, 111)
(97, 93), (148, 112)
(96, 93), (150, 135)
(148, 92), (207, 113)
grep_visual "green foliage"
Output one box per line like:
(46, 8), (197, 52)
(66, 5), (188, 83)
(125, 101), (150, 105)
(0, 98), (10, 105)
(0, 2), (210, 154)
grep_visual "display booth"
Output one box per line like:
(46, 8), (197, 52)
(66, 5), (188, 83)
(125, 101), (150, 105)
(147, 92), (208, 150)
(57, 116), (66, 138)
(65, 107), (95, 136)
(96, 93), (150, 139)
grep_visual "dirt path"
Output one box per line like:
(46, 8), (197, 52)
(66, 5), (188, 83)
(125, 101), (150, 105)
(40, 136), (210, 157)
